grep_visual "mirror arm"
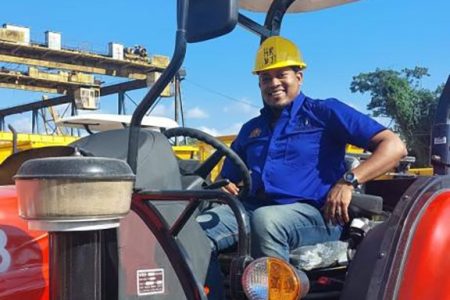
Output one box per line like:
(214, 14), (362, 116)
(238, 13), (272, 39)
(262, 0), (296, 42)
(128, 0), (189, 174)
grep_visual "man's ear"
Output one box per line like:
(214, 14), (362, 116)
(296, 71), (303, 85)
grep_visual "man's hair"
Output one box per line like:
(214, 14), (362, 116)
(291, 66), (302, 73)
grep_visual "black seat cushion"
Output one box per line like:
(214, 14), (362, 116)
(349, 193), (383, 218)
(71, 129), (182, 191)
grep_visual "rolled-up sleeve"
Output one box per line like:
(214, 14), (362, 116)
(325, 99), (386, 149)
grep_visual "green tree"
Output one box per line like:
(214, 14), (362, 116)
(350, 67), (444, 167)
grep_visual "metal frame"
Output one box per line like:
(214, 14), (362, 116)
(132, 189), (251, 300)
(237, 0), (295, 42)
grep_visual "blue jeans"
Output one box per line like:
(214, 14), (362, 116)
(197, 201), (342, 261)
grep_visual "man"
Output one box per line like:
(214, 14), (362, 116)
(197, 36), (407, 262)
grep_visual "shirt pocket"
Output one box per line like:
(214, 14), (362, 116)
(243, 136), (269, 166)
(283, 128), (322, 165)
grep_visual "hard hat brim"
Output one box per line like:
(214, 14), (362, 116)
(252, 61), (307, 74)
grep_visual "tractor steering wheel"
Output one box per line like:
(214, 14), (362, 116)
(164, 127), (251, 198)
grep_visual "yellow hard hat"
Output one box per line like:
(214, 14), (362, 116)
(253, 36), (307, 74)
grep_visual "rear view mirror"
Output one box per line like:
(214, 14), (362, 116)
(186, 0), (238, 43)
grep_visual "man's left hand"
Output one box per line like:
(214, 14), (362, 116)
(324, 181), (354, 225)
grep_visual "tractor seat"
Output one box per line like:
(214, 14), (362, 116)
(343, 154), (384, 218)
(70, 128), (183, 191)
(348, 193), (383, 219)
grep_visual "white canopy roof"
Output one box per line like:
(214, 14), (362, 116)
(240, 0), (358, 13)
(55, 114), (179, 132)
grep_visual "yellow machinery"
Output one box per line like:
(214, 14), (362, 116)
(0, 132), (202, 164)
(408, 167), (433, 176)
(0, 132), (78, 163)
(197, 135), (236, 181)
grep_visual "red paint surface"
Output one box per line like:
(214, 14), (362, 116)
(0, 186), (49, 300)
(398, 191), (450, 300)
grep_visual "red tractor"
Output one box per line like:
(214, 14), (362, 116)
(1, 1), (450, 299)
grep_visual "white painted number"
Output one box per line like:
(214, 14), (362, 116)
(0, 229), (11, 272)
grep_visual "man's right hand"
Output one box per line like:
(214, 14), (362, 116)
(222, 181), (240, 196)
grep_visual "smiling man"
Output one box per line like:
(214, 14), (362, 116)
(198, 36), (406, 265)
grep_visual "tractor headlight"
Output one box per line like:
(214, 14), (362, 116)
(241, 257), (309, 300)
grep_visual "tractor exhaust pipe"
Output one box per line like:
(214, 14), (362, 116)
(48, 229), (117, 299)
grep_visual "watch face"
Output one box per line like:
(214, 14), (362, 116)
(344, 172), (355, 182)
(344, 171), (358, 187)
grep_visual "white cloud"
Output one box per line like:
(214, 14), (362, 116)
(222, 100), (259, 118)
(186, 107), (209, 119)
(197, 126), (221, 136)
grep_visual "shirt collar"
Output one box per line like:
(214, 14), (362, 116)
(291, 92), (306, 116)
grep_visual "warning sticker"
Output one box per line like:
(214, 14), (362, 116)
(434, 136), (447, 145)
(137, 268), (165, 296)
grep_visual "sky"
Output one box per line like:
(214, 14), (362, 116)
(0, 0), (449, 136)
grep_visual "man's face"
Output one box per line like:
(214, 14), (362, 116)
(258, 67), (303, 110)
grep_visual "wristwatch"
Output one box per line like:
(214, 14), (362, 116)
(342, 171), (359, 188)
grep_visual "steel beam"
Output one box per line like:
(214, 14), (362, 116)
(0, 71), (99, 94)
(0, 41), (166, 79)
(0, 79), (147, 117)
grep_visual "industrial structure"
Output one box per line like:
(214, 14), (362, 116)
(0, 23), (184, 135)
